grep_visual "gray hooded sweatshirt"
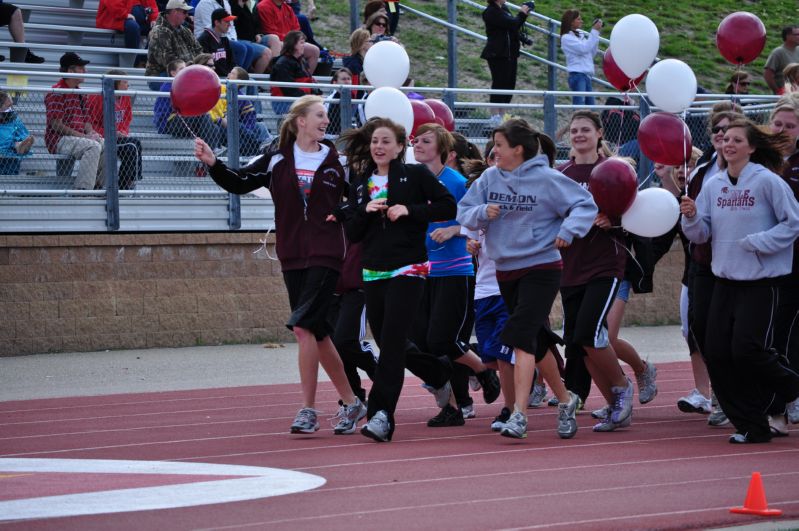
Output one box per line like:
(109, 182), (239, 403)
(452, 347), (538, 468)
(681, 162), (799, 281)
(457, 154), (597, 272)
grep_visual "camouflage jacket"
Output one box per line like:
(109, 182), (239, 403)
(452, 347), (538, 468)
(145, 15), (203, 77)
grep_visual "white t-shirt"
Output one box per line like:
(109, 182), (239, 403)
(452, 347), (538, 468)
(293, 142), (329, 197)
(462, 227), (500, 300)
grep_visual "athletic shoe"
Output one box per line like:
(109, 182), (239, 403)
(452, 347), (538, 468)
(547, 396), (559, 407)
(708, 393), (730, 426)
(528, 381), (547, 408)
(491, 407), (511, 432)
(331, 398), (367, 435)
(557, 391), (579, 439)
(422, 381), (452, 409)
(461, 403), (476, 419)
(636, 361), (658, 404)
(610, 377), (634, 424)
(290, 407), (319, 434)
(592, 411), (632, 432)
(25, 50), (45, 64)
(469, 375), (482, 392)
(677, 389), (712, 414)
(787, 398), (799, 424)
(729, 432), (770, 444)
(591, 404), (611, 420)
(500, 410), (527, 439)
(361, 410), (392, 442)
(768, 415), (789, 437)
(476, 369), (501, 404)
(427, 404), (466, 427)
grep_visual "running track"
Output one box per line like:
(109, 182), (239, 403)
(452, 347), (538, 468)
(1, 360), (797, 530)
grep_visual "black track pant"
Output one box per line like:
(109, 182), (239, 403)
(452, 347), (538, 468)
(329, 290), (377, 403)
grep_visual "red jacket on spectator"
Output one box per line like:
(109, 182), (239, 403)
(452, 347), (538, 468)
(257, 0), (300, 41)
(96, 0), (159, 32)
(86, 94), (133, 137)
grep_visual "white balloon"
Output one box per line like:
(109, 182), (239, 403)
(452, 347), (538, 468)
(609, 14), (660, 79)
(646, 59), (697, 113)
(364, 86), (414, 137)
(363, 41), (410, 88)
(621, 187), (680, 237)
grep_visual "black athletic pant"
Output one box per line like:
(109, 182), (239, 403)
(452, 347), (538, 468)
(704, 280), (799, 440)
(411, 275), (475, 408)
(486, 57), (518, 104)
(687, 261), (715, 358)
(329, 289), (377, 403)
(364, 276), (452, 423)
(769, 273), (799, 415)
(117, 136), (142, 190)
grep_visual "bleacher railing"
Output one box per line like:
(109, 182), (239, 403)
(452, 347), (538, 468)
(0, 70), (778, 233)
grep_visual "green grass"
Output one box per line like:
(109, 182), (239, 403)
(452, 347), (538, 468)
(313, 0), (799, 96)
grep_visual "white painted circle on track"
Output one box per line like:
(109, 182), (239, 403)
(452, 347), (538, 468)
(0, 458), (325, 521)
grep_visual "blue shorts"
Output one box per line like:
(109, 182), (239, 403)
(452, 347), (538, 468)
(615, 279), (631, 303)
(474, 295), (513, 363)
(230, 39), (267, 71)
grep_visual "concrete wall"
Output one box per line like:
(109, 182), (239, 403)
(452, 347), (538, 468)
(0, 233), (685, 356)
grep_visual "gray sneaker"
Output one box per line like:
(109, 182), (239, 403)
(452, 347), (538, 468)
(592, 411), (632, 432)
(677, 389), (712, 414)
(422, 381), (453, 409)
(361, 410), (392, 442)
(461, 403), (476, 419)
(491, 407), (511, 432)
(331, 398), (367, 435)
(636, 362), (658, 404)
(290, 407), (320, 434)
(528, 381), (547, 408)
(557, 391), (579, 439)
(610, 377), (634, 424)
(787, 398), (799, 424)
(591, 404), (611, 420)
(500, 410), (528, 439)
(708, 393), (730, 426)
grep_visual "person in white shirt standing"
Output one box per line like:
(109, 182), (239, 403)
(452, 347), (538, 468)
(559, 9), (602, 107)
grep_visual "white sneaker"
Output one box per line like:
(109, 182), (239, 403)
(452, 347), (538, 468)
(461, 403), (476, 419)
(677, 389), (712, 414)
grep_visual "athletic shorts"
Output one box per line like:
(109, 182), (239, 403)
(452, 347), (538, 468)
(283, 266), (339, 341)
(0, 3), (18, 27)
(615, 278), (631, 303)
(561, 277), (620, 352)
(497, 269), (561, 362)
(474, 294), (512, 363)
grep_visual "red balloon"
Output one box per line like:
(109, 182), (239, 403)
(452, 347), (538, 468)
(424, 99), (455, 132)
(409, 99), (436, 138)
(716, 12), (766, 65)
(170, 65), (221, 117)
(589, 158), (638, 217)
(602, 50), (646, 92)
(638, 112), (693, 166)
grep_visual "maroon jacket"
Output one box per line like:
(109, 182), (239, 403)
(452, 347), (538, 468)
(208, 140), (347, 272)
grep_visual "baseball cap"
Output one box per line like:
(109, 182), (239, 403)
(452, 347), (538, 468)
(59, 52), (89, 71)
(211, 8), (236, 23)
(165, 0), (192, 11)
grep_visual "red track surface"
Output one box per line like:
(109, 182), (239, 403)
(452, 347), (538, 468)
(1, 360), (798, 530)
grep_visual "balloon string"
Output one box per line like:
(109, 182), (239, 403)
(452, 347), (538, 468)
(638, 169), (656, 189)
(177, 114), (199, 139)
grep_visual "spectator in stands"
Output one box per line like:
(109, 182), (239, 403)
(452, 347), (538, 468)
(87, 70), (142, 190)
(197, 8), (236, 78)
(269, 30), (320, 116)
(363, 0), (398, 35)
(96, 0), (159, 50)
(286, 0), (323, 50)
(764, 25), (799, 95)
(0, 90), (33, 175)
(257, 0), (319, 75)
(364, 12), (398, 45)
(784, 63), (799, 95)
(194, 0), (272, 75)
(226, 66), (271, 155)
(153, 58), (224, 149)
(560, 9), (602, 106)
(725, 71), (751, 95)
(146, 0), (202, 90)
(0, 2), (44, 63)
(230, 0), (267, 48)
(45, 53), (105, 190)
(342, 28), (371, 83)
(324, 67), (364, 136)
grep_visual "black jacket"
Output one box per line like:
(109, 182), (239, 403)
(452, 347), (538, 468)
(480, 2), (527, 60)
(208, 139), (348, 272)
(340, 159), (456, 271)
(270, 54), (319, 98)
(230, 1), (261, 43)
(198, 29), (235, 78)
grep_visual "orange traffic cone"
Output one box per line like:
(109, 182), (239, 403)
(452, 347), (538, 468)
(730, 472), (783, 516)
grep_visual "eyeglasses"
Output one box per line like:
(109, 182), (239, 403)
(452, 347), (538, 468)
(711, 125), (726, 134)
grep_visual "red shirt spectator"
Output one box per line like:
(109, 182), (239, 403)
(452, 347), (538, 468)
(44, 79), (92, 154)
(257, 0), (299, 41)
(96, 0), (159, 32)
(86, 93), (132, 137)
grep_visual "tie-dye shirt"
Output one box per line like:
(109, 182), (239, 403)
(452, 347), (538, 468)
(362, 172), (430, 281)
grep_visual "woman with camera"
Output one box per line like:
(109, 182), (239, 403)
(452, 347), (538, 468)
(560, 9), (602, 106)
(481, 0), (532, 126)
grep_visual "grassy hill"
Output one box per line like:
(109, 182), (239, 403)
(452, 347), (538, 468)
(313, 0), (799, 97)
